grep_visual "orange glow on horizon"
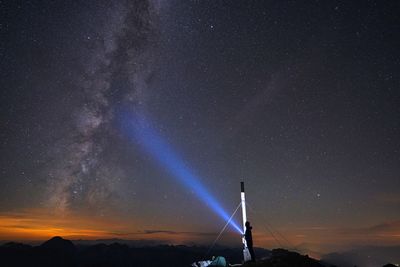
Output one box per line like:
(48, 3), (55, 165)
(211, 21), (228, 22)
(0, 209), (130, 241)
(0, 209), (236, 245)
(0, 209), (399, 255)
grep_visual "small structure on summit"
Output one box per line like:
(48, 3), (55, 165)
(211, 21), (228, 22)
(192, 182), (255, 267)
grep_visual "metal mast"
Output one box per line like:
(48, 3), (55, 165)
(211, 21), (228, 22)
(241, 182), (247, 234)
(241, 182), (251, 262)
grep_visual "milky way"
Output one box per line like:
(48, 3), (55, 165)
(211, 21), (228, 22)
(46, 0), (161, 213)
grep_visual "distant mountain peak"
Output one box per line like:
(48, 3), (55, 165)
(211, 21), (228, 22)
(40, 236), (76, 252)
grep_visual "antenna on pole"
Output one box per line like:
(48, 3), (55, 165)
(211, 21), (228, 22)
(241, 182), (251, 262)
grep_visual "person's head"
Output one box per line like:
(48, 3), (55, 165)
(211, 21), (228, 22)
(245, 221), (251, 228)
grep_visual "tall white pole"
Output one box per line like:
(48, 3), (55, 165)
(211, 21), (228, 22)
(241, 182), (250, 262)
(241, 182), (247, 237)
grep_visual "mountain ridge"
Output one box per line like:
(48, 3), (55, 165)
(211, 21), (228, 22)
(0, 236), (397, 267)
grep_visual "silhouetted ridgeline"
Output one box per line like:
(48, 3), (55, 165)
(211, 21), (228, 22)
(0, 236), (271, 267)
(0, 237), (397, 267)
(239, 248), (323, 267)
(321, 245), (400, 267)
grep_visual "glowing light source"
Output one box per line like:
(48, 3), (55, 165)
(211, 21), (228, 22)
(120, 112), (243, 234)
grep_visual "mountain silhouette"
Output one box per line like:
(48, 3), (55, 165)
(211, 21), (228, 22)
(40, 236), (76, 253)
(37, 236), (77, 267)
(3, 236), (389, 267)
(240, 249), (325, 267)
(322, 246), (400, 267)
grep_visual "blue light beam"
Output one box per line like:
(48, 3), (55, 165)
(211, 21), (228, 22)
(120, 112), (243, 234)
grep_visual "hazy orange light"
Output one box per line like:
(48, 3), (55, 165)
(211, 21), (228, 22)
(0, 209), (132, 241)
(0, 209), (399, 255)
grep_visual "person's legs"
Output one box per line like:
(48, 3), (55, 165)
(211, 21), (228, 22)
(248, 246), (256, 262)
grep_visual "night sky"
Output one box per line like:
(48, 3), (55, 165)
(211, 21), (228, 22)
(1, 0), (399, 255)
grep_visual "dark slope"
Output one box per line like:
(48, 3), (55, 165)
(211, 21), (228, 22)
(0, 237), (271, 267)
(243, 249), (326, 267)
(3, 236), (385, 267)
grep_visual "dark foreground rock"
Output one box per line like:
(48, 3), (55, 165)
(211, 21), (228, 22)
(243, 249), (327, 267)
(0, 236), (271, 267)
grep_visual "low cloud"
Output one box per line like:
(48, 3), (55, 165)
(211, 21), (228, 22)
(375, 193), (400, 205)
(277, 220), (400, 255)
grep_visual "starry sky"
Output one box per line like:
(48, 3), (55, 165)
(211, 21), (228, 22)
(1, 0), (399, 255)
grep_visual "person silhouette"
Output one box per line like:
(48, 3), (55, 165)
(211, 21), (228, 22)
(245, 221), (256, 262)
